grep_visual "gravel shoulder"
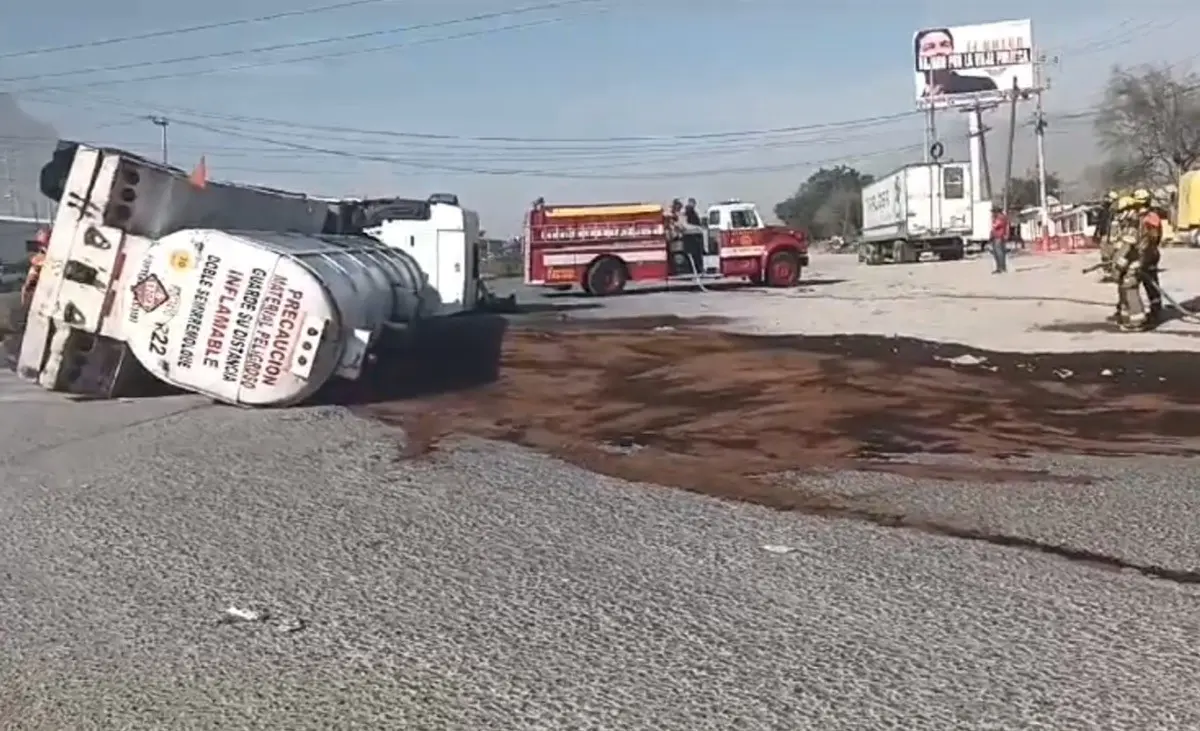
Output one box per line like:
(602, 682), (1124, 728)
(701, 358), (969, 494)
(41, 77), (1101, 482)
(2, 407), (1198, 730)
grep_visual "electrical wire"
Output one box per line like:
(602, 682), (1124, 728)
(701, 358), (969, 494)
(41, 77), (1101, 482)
(0, 0), (418, 60)
(163, 117), (928, 178)
(30, 87), (928, 144)
(0, 95), (1156, 182)
(4, 0), (601, 93)
(29, 50), (1199, 151)
(4, 37), (1197, 180)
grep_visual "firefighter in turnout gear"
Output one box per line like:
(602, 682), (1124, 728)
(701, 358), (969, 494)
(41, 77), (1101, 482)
(1094, 190), (1120, 282)
(1111, 189), (1164, 331)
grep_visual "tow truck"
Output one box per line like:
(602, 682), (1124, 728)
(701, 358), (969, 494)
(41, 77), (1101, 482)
(524, 199), (808, 295)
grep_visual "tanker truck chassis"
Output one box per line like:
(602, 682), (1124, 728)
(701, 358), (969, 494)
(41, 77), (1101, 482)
(17, 144), (486, 407)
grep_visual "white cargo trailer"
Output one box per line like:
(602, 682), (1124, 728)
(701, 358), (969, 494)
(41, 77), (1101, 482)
(16, 145), (480, 407)
(857, 162), (992, 265)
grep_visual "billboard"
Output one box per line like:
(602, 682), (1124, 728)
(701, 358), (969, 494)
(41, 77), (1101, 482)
(913, 19), (1035, 109)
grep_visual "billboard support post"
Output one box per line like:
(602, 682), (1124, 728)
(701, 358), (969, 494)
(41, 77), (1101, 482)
(926, 107), (938, 160)
(923, 110), (930, 163)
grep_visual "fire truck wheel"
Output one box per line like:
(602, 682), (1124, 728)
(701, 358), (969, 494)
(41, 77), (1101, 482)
(765, 250), (802, 288)
(585, 257), (627, 296)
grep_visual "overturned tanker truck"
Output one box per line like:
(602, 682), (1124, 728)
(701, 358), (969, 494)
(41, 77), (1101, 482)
(15, 142), (505, 407)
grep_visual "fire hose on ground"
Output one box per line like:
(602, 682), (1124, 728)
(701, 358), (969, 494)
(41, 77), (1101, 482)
(1081, 261), (1200, 325)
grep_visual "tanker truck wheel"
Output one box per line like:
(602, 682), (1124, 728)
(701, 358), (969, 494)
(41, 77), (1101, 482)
(585, 256), (627, 296)
(765, 250), (801, 288)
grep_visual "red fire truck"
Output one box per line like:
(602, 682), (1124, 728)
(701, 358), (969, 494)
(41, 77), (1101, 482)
(523, 199), (808, 295)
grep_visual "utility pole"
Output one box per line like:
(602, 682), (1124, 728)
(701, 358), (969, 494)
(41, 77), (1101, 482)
(148, 115), (169, 164)
(1001, 77), (1020, 215)
(978, 113), (994, 201)
(1034, 98), (1049, 210)
(1034, 55), (1052, 228)
(1033, 52), (1057, 238)
(967, 104), (994, 203)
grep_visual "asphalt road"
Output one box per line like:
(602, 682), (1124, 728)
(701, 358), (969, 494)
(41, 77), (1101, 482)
(3, 285), (1200, 729)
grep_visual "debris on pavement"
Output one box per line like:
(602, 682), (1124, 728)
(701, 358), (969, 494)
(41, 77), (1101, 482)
(222, 606), (267, 624)
(277, 618), (307, 633)
(935, 353), (988, 367)
(598, 436), (645, 455)
(761, 544), (799, 555)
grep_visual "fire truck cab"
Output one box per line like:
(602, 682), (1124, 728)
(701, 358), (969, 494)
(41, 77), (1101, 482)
(524, 198), (808, 296)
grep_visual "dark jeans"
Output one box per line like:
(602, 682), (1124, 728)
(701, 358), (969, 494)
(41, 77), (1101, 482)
(990, 238), (1008, 272)
(682, 233), (705, 273)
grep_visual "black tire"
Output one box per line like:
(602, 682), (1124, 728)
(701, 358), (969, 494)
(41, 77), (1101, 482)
(936, 239), (966, 261)
(585, 256), (627, 296)
(892, 239), (917, 264)
(765, 250), (801, 288)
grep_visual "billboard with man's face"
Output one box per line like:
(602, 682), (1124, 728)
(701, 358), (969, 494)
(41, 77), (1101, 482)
(913, 19), (1034, 109)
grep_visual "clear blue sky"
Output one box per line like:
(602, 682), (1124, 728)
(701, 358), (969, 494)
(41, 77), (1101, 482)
(3, 0), (1198, 234)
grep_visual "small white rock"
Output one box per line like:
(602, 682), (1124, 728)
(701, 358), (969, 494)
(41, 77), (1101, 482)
(224, 606), (265, 623)
(762, 544), (797, 555)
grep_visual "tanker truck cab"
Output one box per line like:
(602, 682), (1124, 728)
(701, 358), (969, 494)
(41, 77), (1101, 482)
(355, 194), (479, 311)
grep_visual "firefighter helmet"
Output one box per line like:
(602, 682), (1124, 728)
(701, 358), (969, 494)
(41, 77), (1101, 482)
(1106, 190), (1120, 201)
(1132, 188), (1152, 205)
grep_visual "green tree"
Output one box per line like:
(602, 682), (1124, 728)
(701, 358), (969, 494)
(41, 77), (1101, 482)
(774, 165), (874, 239)
(1005, 170), (1063, 209)
(1093, 64), (1200, 187)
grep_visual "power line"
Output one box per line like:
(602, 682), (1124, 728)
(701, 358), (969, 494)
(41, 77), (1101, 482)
(43, 49), (1200, 147)
(2, 0), (600, 88)
(32, 87), (927, 144)
(12, 16), (585, 96)
(23, 21), (1199, 146)
(0, 0), (413, 60)
(0, 127), (915, 173)
(166, 116), (930, 178)
(13, 48), (1198, 180)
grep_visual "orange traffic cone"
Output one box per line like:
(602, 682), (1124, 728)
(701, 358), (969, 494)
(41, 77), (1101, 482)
(188, 156), (208, 189)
